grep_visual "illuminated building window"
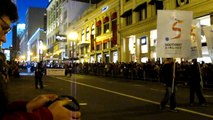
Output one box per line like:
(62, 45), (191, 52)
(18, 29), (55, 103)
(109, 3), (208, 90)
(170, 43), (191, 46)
(81, 29), (85, 42)
(140, 36), (148, 53)
(104, 17), (109, 33)
(96, 20), (102, 36)
(86, 27), (90, 41)
(91, 24), (95, 35)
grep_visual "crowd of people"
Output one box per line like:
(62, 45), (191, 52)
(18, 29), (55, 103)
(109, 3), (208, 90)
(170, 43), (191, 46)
(18, 58), (213, 88)
(58, 60), (212, 87)
(0, 0), (211, 119)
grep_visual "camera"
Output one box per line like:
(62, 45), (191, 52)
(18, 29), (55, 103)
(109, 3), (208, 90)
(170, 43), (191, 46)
(45, 95), (80, 111)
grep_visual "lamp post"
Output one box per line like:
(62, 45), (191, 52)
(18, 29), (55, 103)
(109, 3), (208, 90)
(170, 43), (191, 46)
(67, 32), (78, 74)
(67, 32), (78, 68)
(39, 40), (46, 62)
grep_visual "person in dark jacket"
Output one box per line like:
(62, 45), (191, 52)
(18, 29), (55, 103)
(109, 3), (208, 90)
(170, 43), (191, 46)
(160, 58), (177, 112)
(0, 0), (81, 119)
(189, 59), (207, 106)
(35, 62), (44, 89)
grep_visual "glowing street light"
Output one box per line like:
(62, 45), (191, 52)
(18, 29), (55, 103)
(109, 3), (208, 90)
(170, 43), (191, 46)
(39, 40), (47, 61)
(68, 32), (78, 40)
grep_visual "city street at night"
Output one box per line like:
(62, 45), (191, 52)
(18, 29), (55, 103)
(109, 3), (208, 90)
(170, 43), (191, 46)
(8, 73), (213, 120)
(1, 0), (213, 120)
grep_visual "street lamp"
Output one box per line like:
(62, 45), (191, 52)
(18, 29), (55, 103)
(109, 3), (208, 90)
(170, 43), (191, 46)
(39, 40), (46, 62)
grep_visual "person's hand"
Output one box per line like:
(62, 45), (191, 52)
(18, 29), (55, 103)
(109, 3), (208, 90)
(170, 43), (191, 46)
(26, 94), (58, 113)
(48, 99), (81, 120)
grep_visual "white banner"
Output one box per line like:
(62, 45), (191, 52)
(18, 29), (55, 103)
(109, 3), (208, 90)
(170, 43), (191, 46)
(188, 20), (202, 59)
(46, 68), (65, 76)
(156, 10), (193, 58)
(203, 26), (213, 56)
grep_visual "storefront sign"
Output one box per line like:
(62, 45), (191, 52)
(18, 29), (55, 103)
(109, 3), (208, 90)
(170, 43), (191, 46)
(56, 34), (67, 42)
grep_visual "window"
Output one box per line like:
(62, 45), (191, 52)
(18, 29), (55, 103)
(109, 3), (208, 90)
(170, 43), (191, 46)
(104, 17), (109, 33)
(112, 19), (117, 30)
(104, 23), (109, 33)
(91, 24), (95, 35)
(126, 14), (132, 26)
(86, 27), (90, 41)
(96, 45), (101, 50)
(121, 9), (132, 26)
(96, 20), (102, 36)
(140, 36), (148, 53)
(134, 2), (147, 21)
(86, 46), (89, 53)
(111, 19), (117, 47)
(81, 29), (85, 42)
(138, 7), (147, 21)
(149, 0), (163, 14)
(103, 43), (107, 49)
(81, 47), (84, 54)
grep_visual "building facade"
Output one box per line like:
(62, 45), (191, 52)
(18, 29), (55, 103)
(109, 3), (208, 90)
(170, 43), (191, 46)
(119, 0), (213, 63)
(20, 7), (46, 61)
(44, 0), (213, 64)
(46, 0), (89, 61)
(27, 28), (46, 62)
(69, 0), (120, 63)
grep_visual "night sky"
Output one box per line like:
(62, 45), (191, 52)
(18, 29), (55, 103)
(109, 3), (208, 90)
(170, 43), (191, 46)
(3, 0), (49, 48)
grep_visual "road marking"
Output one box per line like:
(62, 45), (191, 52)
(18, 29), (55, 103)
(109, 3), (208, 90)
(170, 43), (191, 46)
(204, 95), (213, 98)
(56, 77), (213, 119)
(132, 84), (144, 87)
(79, 103), (88, 106)
(150, 88), (164, 93)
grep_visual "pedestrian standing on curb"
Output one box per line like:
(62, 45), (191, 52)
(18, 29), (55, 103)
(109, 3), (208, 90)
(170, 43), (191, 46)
(0, 0), (81, 119)
(35, 62), (44, 89)
(189, 59), (207, 106)
(160, 58), (177, 112)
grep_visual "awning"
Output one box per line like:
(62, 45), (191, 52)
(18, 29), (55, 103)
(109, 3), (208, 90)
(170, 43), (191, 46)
(120, 9), (132, 17)
(133, 2), (147, 12)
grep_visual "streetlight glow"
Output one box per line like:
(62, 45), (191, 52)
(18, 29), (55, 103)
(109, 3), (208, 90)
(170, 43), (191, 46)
(68, 32), (78, 40)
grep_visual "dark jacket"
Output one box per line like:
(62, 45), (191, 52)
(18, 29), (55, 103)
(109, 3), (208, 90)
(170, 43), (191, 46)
(189, 62), (202, 87)
(35, 63), (43, 79)
(161, 62), (174, 87)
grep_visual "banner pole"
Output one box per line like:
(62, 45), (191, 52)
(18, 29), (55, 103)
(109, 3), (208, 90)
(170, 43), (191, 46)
(198, 62), (204, 88)
(172, 60), (176, 93)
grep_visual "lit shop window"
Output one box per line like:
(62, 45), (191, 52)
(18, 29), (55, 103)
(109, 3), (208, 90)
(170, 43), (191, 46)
(140, 36), (148, 53)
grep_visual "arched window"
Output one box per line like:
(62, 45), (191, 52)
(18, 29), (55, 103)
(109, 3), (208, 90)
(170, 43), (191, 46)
(91, 24), (95, 35)
(96, 20), (102, 36)
(104, 16), (109, 33)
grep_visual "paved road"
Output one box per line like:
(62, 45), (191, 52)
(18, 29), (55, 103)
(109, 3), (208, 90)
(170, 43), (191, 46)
(7, 73), (213, 120)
